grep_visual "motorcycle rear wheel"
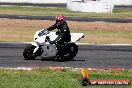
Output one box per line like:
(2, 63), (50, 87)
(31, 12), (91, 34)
(59, 43), (78, 61)
(23, 44), (37, 60)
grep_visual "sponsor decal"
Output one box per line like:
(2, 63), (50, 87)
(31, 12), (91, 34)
(80, 68), (131, 86)
(90, 80), (130, 85)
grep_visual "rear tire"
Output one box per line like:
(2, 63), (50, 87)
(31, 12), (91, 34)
(59, 43), (78, 61)
(23, 44), (37, 60)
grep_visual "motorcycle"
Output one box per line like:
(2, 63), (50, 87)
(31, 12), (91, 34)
(23, 29), (84, 61)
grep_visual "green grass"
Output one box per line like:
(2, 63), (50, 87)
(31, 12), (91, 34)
(0, 6), (132, 18)
(0, 68), (131, 88)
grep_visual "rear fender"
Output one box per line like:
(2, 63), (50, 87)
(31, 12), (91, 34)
(71, 33), (84, 42)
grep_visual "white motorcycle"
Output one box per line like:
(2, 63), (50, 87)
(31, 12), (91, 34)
(23, 29), (84, 61)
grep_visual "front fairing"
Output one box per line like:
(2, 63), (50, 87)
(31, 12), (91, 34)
(34, 30), (58, 44)
(34, 31), (46, 44)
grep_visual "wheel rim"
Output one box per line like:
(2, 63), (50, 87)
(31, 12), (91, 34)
(64, 45), (77, 56)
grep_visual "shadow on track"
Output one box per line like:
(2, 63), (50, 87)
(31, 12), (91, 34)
(39, 58), (85, 62)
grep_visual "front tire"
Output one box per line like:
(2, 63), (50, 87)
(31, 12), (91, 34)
(59, 43), (78, 61)
(23, 44), (37, 60)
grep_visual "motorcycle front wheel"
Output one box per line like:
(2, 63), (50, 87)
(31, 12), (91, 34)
(23, 44), (37, 60)
(59, 43), (78, 61)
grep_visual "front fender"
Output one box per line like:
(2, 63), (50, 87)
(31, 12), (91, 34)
(30, 42), (39, 54)
(30, 42), (38, 47)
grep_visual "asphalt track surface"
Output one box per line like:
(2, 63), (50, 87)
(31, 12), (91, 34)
(0, 43), (132, 69)
(0, 3), (66, 8)
(0, 14), (132, 23)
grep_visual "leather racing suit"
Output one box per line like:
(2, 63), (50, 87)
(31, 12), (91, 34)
(47, 20), (71, 45)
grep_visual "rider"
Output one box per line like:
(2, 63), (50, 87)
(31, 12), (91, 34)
(46, 15), (71, 45)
